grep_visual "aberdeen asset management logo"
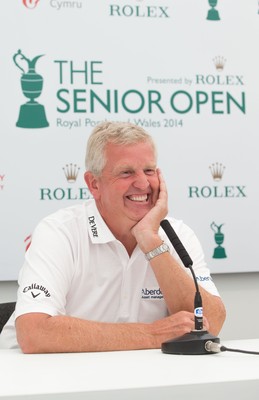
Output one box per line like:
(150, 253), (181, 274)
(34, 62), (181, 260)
(142, 287), (163, 300)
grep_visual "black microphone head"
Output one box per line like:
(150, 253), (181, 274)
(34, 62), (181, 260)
(160, 219), (193, 268)
(160, 219), (171, 231)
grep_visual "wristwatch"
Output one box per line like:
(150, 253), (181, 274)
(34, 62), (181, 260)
(145, 242), (170, 261)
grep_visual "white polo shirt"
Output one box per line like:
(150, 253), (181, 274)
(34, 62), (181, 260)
(0, 199), (220, 349)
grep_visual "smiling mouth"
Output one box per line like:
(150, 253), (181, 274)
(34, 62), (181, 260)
(127, 194), (149, 202)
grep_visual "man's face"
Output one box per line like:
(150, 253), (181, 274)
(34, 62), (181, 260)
(86, 141), (159, 231)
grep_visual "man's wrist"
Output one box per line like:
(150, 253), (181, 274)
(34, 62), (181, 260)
(145, 242), (170, 261)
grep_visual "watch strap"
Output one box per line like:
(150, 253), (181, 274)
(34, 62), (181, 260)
(145, 242), (170, 261)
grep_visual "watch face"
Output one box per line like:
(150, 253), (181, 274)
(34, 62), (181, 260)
(161, 243), (169, 252)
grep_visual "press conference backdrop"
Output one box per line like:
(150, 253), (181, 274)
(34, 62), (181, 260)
(1, 0), (259, 280)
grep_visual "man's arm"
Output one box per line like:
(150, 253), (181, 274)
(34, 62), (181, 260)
(15, 310), (206, 354)
(131, 169), (226, 335)
(146, 251), (226, 335)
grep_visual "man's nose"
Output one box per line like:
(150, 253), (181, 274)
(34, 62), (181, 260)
(133, 172), (150, 190)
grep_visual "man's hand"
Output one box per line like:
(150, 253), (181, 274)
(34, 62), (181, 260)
(131, 169), (168, 252)
(149, 311), (210, 347)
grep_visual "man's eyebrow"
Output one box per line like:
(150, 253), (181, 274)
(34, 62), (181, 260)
(113, 165), (133, 173)
(114, 164), (157, 172)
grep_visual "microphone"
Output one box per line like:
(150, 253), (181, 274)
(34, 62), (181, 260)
(160, 219), (220, 355)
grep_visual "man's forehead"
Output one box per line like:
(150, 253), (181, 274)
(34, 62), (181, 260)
(103, 142), (157, 172)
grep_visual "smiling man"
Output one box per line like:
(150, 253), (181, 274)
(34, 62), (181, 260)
(0, 121), (225, 353)
(85, 136), (159, 256)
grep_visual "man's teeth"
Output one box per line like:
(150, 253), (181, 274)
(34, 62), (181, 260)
(128, 195), (148, 202)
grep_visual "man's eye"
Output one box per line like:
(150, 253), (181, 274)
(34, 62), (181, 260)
(145, 169), (156, 175)
(121, 171), (132, 176)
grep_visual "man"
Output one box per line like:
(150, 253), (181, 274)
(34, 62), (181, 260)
(1, 121), (225, 353)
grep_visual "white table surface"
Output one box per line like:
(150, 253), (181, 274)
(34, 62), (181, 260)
(1, 338), (259, 400)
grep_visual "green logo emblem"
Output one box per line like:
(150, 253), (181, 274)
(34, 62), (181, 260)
(207, 0), (220, 21)
(13, 49), (49, 128)
(211, 222), (227, 259)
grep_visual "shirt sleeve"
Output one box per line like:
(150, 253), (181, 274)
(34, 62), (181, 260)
(15, 216), (76, 319)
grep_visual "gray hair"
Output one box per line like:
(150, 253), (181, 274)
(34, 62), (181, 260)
(85, 121), (157, 176)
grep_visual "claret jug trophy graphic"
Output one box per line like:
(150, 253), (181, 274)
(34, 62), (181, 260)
(210, 222), (227, 259)
(207, 0), (220, 21)
(13, 49), (49, 128)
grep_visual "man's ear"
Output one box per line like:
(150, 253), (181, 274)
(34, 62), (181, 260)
(84, 171), (100, 199)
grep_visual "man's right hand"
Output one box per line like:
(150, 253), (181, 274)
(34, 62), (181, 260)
(148, 311), (210, 348)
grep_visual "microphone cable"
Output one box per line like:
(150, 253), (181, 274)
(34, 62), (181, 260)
(205, 341), (259, 355)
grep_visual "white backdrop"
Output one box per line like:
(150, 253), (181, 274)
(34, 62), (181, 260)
(1, 0), (259, 280)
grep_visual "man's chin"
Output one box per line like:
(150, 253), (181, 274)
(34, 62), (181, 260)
(128, 208), (150, 222)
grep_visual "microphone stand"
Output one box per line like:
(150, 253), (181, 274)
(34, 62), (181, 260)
(160, 219), (220, 355)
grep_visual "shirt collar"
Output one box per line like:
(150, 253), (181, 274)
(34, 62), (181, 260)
(85, 199), (116, 244)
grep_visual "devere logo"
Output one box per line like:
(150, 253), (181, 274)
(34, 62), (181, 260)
(13, 50), (49, 129)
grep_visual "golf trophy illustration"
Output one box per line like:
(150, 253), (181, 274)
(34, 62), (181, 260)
(13, 49), (49, 128)
(211, 222), (227, 259)
(207, 0), (220, 21)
